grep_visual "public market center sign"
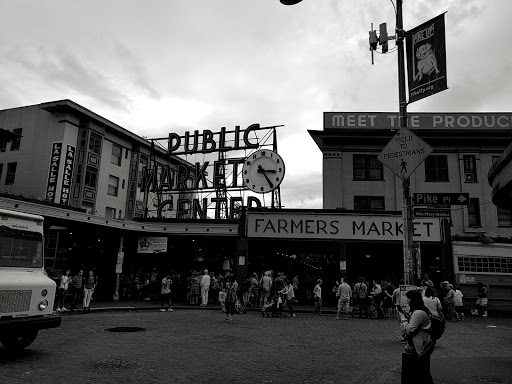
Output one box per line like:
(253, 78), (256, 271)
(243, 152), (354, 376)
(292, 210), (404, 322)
(246, 212), (441, 242)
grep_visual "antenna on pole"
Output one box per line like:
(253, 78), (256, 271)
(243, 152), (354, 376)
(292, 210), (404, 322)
(369, 23), (378, 65)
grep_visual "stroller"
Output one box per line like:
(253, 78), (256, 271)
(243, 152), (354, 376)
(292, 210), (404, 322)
(261, 294), (283, 318)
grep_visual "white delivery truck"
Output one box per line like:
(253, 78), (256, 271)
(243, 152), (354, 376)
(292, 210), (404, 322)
(0, 209), (61, 350)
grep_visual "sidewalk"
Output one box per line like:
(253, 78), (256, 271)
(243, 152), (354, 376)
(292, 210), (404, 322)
(59, 298), (341, 314)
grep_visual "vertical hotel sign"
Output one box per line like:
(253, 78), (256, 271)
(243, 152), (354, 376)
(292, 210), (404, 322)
(406, 13), (447, 104)
(45, 142), (62, 202)
(59, 145), (75, 205)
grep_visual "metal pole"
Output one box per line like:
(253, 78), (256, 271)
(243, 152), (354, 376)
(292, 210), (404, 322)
(113, 235), (124, 301)
(396, 0), (415, 285)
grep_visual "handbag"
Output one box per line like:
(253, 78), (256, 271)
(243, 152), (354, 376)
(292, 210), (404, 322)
(430, 315), (446, 340)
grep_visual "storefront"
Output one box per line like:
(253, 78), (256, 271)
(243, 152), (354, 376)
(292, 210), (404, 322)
(453, 241), (512, 312)
(245, 209), (451, 303)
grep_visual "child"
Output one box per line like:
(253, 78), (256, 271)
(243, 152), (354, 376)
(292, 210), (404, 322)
(218, 288), (226, 313)
(261, 297), (275, 317)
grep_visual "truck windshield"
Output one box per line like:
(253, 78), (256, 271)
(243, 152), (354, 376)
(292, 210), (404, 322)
(0, 226), (43, 268)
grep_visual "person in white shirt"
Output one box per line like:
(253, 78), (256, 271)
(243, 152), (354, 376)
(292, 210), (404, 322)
(160, 274), (173, 312)
(454, 285), (464, 320)
(422, 287), (443, 318)
(200, 269), (211, 306)
(313, 279), (323, 315)
(57, 269), (71, 312)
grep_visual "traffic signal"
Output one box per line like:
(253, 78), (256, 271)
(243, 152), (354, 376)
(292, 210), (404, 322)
(379, 23), (388, 53)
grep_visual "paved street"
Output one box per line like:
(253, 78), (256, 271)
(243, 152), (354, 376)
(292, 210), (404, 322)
(1, 309), (511, 384)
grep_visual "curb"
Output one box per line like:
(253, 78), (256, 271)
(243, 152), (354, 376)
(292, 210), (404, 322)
(58, 304), (342, 315)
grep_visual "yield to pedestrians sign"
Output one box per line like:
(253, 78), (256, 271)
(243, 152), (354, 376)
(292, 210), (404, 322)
(378, 128), (433, 180)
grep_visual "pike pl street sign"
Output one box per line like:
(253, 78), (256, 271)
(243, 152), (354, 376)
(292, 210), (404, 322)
(413, 193), (470, 206)
(378, 128), (433, 180)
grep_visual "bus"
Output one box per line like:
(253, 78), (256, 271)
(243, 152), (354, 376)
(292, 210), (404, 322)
(0, 209), (61, 350)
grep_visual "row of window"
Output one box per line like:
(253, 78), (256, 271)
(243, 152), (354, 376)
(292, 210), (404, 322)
(353, 154), (497, 182)
(457, 256), (512, 274)
(80, 131), (125, 166)
(0, 128), (22, 152)
(353, 195), (512, 227)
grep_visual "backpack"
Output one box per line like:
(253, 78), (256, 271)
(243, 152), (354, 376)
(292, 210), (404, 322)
(355, 283), (367, 299)
(430, 314), (446, 340)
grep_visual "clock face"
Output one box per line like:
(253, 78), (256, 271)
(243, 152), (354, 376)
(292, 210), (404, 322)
(242, 150), (285, 193)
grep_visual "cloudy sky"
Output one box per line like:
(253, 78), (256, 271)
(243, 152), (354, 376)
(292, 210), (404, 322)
(1, 0), (510, 209)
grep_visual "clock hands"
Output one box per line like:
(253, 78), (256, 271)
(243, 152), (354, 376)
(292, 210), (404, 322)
(257, 164), (274, 189)
(257, 167), (276, 174)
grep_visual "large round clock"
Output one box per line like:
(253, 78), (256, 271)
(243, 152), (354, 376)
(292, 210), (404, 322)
(242, 150), (285, 193)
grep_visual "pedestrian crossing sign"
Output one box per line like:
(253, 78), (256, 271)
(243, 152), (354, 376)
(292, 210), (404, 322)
(378, 128), (433, 180)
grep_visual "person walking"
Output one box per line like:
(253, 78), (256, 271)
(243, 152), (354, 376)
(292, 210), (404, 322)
(313, 279), (323, 315)
(454, 285), (464, 320)
(70, 269), (84, 312)
(224, 276), (238, 322)
(292, 274), (299, 302)
(352, 277), (368, 318)
(279, 279), (296, 317)
(444, 284), (456, 321)
(392, 279), (404, 319)
(249, 272), (260, 306)
(332, 280), (341, 306)
(372, 280), (385, 319)
(57, 269), (71, 312)
(160, 273), (173, 312)
(398, 290), (436, 383)
(83, 270), (97, 311)
(200, 269), (211, 306)
(474, 282), (488, 317)
(336, 279), (352, 320)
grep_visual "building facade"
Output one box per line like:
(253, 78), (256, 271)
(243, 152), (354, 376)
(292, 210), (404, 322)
(0, 100), (241, 297)
(310, 112), (512, 311)
(0, 99), (191, 221)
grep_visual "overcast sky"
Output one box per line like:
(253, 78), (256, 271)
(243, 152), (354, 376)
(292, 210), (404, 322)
(1, 0), (510, 209)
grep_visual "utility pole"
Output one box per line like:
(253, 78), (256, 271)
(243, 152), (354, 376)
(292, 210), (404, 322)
(396, 0), (415, 285)
(371, 0), (415, 284)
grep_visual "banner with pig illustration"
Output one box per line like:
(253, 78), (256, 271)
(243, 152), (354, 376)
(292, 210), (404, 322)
(406, 13), (447, 104)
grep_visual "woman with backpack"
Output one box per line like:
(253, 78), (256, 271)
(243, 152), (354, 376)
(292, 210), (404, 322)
(398, 290), (436, 383)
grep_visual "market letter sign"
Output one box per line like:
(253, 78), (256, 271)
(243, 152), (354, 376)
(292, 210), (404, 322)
(45, 142), (62, 202)
(247, 212), (441, 242)
(406, 13), (447, 104)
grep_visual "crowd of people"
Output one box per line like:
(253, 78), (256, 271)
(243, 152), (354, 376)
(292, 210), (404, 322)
(54, 266), (490, 323)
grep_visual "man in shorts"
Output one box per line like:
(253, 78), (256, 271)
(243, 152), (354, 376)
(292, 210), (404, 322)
(336, 279), (352, 320)
(260, 271), (272, 307)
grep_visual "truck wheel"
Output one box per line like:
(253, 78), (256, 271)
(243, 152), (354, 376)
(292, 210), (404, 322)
(0, 330), (38, 351)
